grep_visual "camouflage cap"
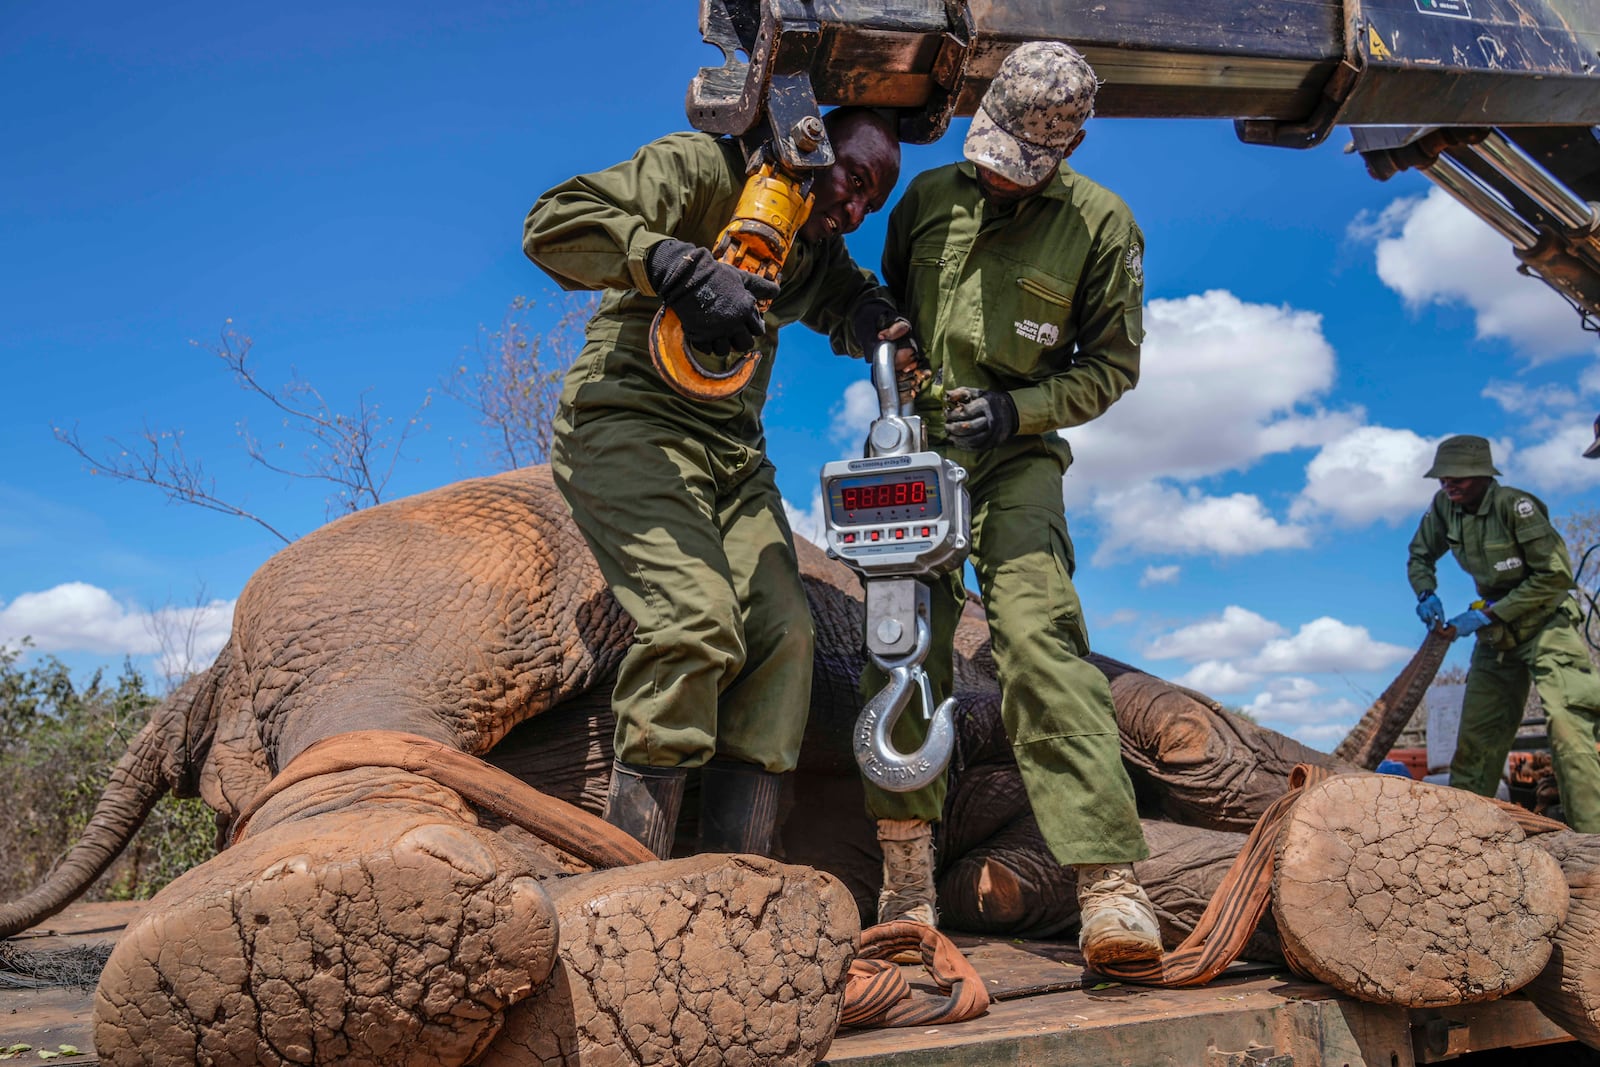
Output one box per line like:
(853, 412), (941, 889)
(964, 42), (1098, 186)
(1424, 435), (1501, 479)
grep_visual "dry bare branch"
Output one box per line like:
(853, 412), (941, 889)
(446, 293), (596, 472)
(142, 583), (224, 694)
(212, 326), (430, 517)
(54, 320), (433, 541)
(53, 420), (294, 544)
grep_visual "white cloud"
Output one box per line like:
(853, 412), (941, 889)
(1063, 289), (1357, 501)
(0, 582), (234, 672)
(1175, 659), (1261, 696)
(1356, 187), (1589, 361)
(783, 492), (827, 548)
(1291, 425), (1440, 526)
(1244, 617), (1410, 674)
(1091, 482), (1310, 563)
(0, 583), (152, 654)
(146, 600), (236, 680)
(1139, 564), (1180, 587)
(1244, 677), (1362, 749)
(1513, 422), (1600, 495)
(831, 380), (879, 444)
(1098, 608), (1140, 628)
(1144, 605), (1287, 661)
(1471, 373), (1599, 495)
(1145, 610), (1409, 746)
(1484, 380), (1581, 417)
(1583, 362), (1600, 396)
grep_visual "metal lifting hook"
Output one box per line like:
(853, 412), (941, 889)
(853, 616), (956, 793)
(647, 160), (813, 401)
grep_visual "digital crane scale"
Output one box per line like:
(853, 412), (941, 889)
(819, 342), (970, 660)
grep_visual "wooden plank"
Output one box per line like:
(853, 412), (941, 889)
(824, 966), (1582, 1066)
(942, 933), (1278, 1002)
(1408, 998), (1578, 1063)
(825, 972), (1324, 1065)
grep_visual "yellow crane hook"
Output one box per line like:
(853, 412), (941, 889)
(648, 160), (813, 401)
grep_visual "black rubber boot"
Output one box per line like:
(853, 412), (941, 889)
(697, 758), (784, 857)
(603, 759), (687, 860)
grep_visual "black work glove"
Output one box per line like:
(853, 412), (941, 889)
(944, 386), (1018, 451)
(850, 297), (905, 358)
(646, 238), (780, 357)
(850, 297), (928, 404)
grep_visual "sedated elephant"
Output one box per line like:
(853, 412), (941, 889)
(0, 463), (1460, 1065)
(1, 466), (876, 1066)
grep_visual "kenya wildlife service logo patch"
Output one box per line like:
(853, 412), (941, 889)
(1124, 243), (1144, 286)
(1015, 319), (1061, 346)
(1516, 498), (1535, 518)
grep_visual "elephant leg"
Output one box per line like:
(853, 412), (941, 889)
(93, 766), (560, 1067)
(482, 855), (858, 1067)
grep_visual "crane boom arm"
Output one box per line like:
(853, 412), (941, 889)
(686, 0), (1600, 323)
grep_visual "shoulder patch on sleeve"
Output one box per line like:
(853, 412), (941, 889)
(1516, 497), (1535, 518)
(1124, 241), (1144, 286)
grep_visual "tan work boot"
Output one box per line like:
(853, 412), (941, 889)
(876, 818), (937, 927)
(1076, 862), (1162, 968)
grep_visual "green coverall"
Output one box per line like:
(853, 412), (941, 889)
(863, 161), (1149, 864)
(1408, 482), (1600, 831)
(524, 132), (889, 773)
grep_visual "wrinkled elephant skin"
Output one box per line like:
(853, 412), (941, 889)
(486, 855), (856, 1067)
(95, 768), (561, 1065)
(0, 467), (856, 1067)
(3, 463), (1430, 1065)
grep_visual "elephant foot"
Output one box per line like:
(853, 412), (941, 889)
(94, 770), (558, 1066)
(1274, 774), (1568, 1008)
(482, 854), (858, 1067)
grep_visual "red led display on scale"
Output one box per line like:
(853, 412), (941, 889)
(840, 481), (927, 512)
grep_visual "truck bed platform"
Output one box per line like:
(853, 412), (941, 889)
(1, 902), (1586, 1066)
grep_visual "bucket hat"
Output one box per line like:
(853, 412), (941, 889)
(1424, 435), (1501, 479)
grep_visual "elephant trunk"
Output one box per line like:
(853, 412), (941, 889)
(0, 712), (175, 938)
(1332, 628), (1450, 769)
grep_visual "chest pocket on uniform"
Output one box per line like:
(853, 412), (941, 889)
(903, 238), (953, 328)
(1483, 537), (1526, 583)
(981, 264), (1077, 378)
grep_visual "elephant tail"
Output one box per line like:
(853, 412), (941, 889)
(0, 663), (218, 939)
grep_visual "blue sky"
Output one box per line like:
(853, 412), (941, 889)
(3, 2), (1597, 747)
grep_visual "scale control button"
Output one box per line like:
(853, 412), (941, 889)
(870, 530), (880, 542)
(843, 533), (856, 543)
(894, 529), (905, 540)
(920, 526), (930, 537)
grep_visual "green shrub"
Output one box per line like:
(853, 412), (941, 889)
(0, 646), (215, 905)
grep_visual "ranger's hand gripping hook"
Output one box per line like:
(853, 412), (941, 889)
(854, 616), (956, 792)
(648, 156), (813, 401)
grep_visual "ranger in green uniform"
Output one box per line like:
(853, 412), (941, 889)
(1408, 434), (1600, 831)
(524, 108), (910, 860)
(863, 43), (1162, 968)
